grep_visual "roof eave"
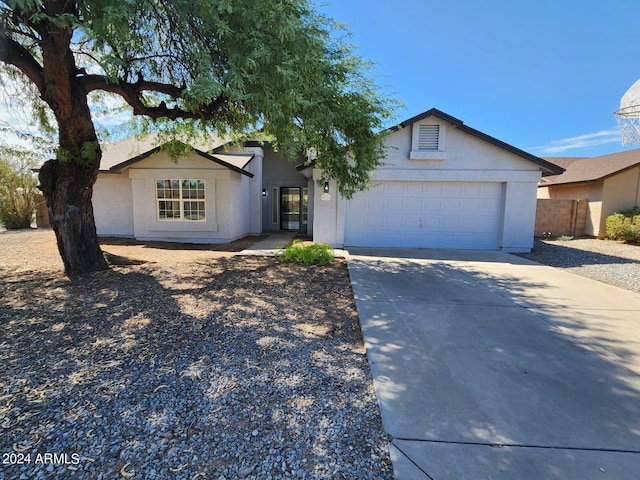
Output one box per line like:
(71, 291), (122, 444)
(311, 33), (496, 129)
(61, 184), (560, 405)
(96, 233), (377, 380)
(109, 146), (163, 172)
(105, 142), (254, 178)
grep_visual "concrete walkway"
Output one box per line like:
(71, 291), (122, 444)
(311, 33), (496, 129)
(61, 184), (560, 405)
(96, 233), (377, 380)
(346, 248), (640, 479)
(238, 233), (348, 257)
(237, 232), (296, 256)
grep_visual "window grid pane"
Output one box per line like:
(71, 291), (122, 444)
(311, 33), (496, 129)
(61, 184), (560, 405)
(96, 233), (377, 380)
(158, 200), (181, 219)
(184, 200), (205, 221)
(156, 179), (205, 221)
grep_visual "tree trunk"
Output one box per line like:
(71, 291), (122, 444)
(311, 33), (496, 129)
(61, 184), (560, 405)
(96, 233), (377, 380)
(38, 158), (108, 275)
(33, 0), (108, 275)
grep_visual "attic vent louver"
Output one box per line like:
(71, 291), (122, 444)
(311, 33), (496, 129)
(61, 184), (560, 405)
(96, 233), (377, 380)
(418, 124), (440, 151)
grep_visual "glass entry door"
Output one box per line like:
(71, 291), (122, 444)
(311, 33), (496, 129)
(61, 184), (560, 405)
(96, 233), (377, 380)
(280, 187), (301, 231)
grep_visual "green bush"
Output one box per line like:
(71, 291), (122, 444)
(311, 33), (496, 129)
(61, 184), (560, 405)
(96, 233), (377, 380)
(605, 206), (640, 243)
(277, 240), (334, 266)
(0, 159), (39, 229)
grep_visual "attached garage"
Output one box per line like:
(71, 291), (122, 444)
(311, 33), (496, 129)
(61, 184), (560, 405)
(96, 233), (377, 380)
(345, 181), (503, 249)
(311, 108), (564, 253)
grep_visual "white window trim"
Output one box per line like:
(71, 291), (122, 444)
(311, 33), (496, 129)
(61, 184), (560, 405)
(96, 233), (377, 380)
(410, 122), (447, 160)
(156, 178), (206, 222)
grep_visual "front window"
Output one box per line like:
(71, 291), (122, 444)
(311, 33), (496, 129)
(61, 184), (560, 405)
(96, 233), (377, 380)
(156, 179), (205, 221)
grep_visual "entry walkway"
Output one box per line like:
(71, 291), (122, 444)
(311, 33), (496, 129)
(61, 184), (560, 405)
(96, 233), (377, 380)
(237, 232), (296, 256)
(346, 247), (640, 479)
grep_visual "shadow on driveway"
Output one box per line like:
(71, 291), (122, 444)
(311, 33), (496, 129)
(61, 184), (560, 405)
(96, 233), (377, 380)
(348, 253), (640, 479)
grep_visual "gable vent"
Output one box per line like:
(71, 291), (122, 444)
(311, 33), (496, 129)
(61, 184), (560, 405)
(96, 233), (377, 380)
(418, 124), (440, 150)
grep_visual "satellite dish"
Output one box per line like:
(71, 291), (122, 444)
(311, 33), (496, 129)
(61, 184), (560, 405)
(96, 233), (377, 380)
(614, 79), (640, 145)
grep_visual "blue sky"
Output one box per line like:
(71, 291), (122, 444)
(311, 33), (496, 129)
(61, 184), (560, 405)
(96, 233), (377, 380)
(320, 0), (640, 157)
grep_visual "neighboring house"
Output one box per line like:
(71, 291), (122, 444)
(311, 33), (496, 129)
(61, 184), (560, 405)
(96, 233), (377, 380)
(539, 149), (640, 237)
(92, 108), (562, 252)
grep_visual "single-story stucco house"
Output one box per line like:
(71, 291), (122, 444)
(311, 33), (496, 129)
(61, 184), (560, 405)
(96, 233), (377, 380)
(92, 108), (562, 252)
(539, 149), (640, 237)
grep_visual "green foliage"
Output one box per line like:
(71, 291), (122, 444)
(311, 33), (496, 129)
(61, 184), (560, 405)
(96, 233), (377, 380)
(56, 141), (100, 165)
(2, 0), (400, 197)
(0, 157), (39, 229)
(0, 126), (51, 228)
(605, 206), (640, 243)
(556, 235), (573, 241)
(277, 240), (334, 266)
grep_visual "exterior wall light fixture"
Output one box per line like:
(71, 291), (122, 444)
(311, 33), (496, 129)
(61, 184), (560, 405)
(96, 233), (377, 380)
(323, 182), (330, 193)
(262, 189), (267, 197)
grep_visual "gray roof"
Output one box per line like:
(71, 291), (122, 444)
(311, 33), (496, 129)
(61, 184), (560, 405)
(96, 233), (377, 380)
(100, 134), (254, 177)
(541, 149), (640, 186)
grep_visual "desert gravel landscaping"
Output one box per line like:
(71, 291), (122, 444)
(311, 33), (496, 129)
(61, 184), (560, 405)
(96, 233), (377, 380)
(0, 229), (393, 480)
(517, 238), (640, 294)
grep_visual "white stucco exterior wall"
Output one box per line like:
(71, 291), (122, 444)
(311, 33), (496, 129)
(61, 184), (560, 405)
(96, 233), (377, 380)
(93, 173), (134, 236)
(313, 115), (545, 251)
(311, 170), (345, 246)
(125, 151), (249, 243)
(500, 181), (540, 252)
(227, 171), (252, 240)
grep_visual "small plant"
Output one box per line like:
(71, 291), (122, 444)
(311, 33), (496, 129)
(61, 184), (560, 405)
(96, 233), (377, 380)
(556, 235), (573, 241)
(277, 240), (334, 266)
(605, 206), (640, 244)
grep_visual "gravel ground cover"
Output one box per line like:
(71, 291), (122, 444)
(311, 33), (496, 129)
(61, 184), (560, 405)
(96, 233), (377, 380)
(0, 229), (393, 480)
(516, 238), (640, 294)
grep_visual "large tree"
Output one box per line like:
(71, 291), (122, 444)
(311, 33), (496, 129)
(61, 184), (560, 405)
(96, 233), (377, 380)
(0, 0), (395, 275)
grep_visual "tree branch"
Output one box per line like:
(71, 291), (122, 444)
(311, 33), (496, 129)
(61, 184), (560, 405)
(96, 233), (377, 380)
(0, 36), (44, 90)
(80, 74), (227, 120)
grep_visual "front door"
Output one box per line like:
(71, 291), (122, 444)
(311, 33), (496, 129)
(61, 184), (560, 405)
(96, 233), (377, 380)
(280, 187), (301, 231)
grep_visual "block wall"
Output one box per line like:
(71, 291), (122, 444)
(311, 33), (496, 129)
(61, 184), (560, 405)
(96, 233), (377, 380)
(534, 199), (588, 238)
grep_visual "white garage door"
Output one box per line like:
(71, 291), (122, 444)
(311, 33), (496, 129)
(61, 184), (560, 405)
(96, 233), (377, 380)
(345, 181), (503, 249)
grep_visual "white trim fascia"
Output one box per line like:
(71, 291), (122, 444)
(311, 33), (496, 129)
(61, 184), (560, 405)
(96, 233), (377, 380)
(371, 169), (541, 182)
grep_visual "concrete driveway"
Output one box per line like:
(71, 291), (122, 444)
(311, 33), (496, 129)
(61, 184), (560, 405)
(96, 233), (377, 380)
(346, 248), (640, 480)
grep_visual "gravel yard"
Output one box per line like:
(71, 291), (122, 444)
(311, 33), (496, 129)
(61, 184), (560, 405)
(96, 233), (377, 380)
(0, 229), (393, 480)
(516, 238), (640, 294)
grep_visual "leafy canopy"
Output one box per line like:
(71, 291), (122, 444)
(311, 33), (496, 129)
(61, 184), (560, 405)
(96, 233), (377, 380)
(0, 126), (49, 228)
(1, 0), (398, 197)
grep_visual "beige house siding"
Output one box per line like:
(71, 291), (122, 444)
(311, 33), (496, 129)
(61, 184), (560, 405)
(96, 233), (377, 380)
(539, 183), (602, 236)
(601, 166), (640, 235)
(539, 166), (640, 237)
(534, 199), (587, 237)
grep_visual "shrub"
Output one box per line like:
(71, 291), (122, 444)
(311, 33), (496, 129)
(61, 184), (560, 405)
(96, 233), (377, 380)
(605, 206), (640, 243)
(277, 240), (334, 266)
(0, 159), (39, 229)
(556, 235), (573, 241)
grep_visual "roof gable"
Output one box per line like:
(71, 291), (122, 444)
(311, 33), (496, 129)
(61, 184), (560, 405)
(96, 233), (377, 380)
(100, 136), (254, 177)
(542, 149), (640, 186)
(391, 108), (564, 175)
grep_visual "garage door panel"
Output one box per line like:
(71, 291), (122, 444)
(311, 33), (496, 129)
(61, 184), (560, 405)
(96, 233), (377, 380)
(384, 216), (403, 229)
(423, 184), (443, 197)
(368, 197), (385, 211)
(365, 216), (384, 229)
(385, 198), (404, 211)
(345, 181), (503, 250)
(441, 200), (463, 214)
(385, 182), (405, 195)
(423, 200), (443, 213)
(404, 183), (424, 196)
(403, 200), (423, 215)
